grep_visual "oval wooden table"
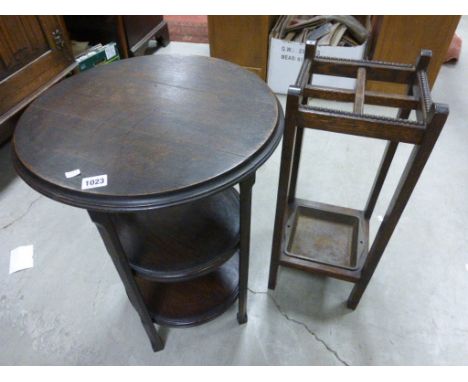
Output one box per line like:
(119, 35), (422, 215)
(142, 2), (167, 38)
(12, 54), (283, 352)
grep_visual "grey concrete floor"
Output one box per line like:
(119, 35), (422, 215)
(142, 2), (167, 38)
(1, 19), (468, 365)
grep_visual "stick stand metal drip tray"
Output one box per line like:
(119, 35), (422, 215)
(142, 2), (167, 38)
(282, 199), (369, 282)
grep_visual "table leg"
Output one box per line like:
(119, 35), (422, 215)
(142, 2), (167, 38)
(237, 174), (255, 324)
(88, 210), (164, 352)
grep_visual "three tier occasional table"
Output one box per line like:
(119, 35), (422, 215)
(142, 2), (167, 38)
(12, 55), (283, 351)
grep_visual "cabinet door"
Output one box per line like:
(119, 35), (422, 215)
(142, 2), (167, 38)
(0, 16), (76, 124)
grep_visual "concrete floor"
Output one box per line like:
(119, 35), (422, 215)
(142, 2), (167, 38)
(1, 19), (468, 365)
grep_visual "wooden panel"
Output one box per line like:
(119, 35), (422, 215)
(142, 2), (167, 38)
(0, 16), (76, 125)
(0, 16), (49, 80)
(208, 16), (277, 80)
(369, 15), (460, 93)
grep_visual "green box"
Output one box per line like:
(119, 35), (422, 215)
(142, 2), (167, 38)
(76, 42), (120, 72)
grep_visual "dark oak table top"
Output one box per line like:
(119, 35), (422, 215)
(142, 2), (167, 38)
(12, 54), (283, 211)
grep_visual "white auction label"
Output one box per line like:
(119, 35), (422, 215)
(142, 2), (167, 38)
(65, 169), (80, 178)
(81, 174), (108, 190)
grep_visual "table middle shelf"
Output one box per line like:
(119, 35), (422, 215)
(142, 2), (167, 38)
(112, 187), (240, 282)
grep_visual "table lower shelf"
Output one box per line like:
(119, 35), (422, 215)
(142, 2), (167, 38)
(280, 198), (369, 282)
(135, 253), (239, 327)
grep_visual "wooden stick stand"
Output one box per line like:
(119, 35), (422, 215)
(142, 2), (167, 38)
(268, 41), (449, 309)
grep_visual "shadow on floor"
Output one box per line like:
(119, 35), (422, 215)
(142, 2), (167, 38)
(270, 268), (355, 321)
(0, 140), (17, 191)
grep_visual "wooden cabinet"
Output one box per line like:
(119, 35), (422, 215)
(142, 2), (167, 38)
(64, 16), (169, 59)
(208, 16), (277, 80)
(368, 16), (460, 93)
(121, 16), (169, 56)
(0, 16), (76, 140)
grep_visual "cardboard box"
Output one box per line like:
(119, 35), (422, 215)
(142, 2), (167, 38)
(267, 38), (367, 94)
